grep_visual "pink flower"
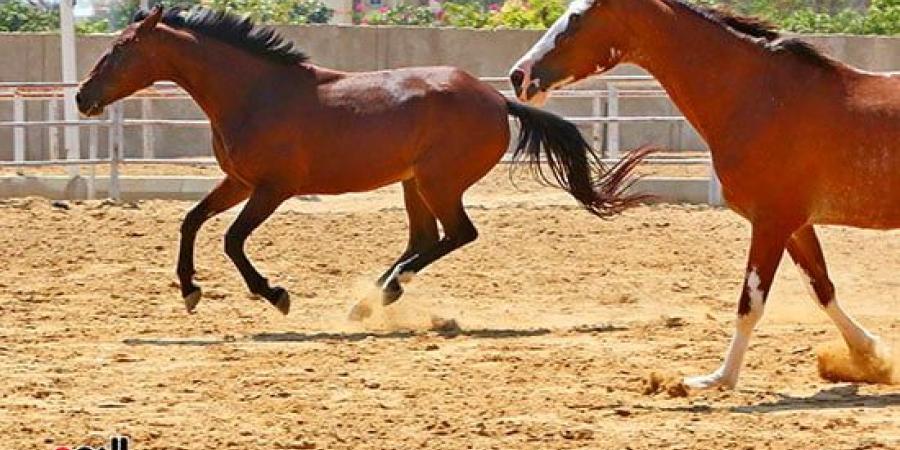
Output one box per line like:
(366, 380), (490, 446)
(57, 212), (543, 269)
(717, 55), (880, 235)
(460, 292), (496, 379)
(379, 6), (388, 13)
(488, 3), (500, 11)
(354, 2), (365, 12)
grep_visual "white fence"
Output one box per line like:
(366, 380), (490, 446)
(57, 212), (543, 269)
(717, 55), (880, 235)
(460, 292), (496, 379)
(0, 76), (722, 204)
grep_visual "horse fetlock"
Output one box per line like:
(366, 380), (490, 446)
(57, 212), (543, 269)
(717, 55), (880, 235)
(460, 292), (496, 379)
(397, 271), (416, 284)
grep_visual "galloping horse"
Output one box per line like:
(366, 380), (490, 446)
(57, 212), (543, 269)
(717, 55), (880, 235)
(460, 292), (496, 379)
(510, 0), (899, 388)
(77, 6), (649, 316)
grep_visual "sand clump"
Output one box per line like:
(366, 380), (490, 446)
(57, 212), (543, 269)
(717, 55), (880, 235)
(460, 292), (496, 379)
(642, 371), (690, 398)
(816, 339), (897, 384)
(346, 277), (460, 334)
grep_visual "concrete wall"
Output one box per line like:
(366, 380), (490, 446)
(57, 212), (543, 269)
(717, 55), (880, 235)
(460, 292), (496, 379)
(2, 28), (900, 160)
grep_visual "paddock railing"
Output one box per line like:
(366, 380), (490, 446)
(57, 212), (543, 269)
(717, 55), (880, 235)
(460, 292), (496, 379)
(0, 76), (722, 204)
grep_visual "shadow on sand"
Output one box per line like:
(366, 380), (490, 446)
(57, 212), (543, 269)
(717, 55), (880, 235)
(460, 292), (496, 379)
(642, 384), (900, 415)
(730, 385), (900, 413)
(122, 322), (627, 347)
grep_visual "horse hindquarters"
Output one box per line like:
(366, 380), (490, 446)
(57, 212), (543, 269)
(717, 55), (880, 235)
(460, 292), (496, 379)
(372, 88), (509, 305)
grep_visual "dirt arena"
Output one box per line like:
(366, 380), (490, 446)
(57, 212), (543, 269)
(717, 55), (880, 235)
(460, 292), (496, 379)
(1, 167), (898, 450)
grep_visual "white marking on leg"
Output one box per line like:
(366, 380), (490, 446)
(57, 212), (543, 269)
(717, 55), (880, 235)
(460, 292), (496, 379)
(823, 301), (881, 356)
(794, 264), (883, 358)
(685, 267), (765, 389)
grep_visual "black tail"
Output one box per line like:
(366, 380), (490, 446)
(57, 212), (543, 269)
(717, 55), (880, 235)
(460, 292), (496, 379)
(506, 100), (655, 217)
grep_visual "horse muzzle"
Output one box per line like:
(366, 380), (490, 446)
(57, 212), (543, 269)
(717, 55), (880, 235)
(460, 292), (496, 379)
(509, 67), (549, 106)
(75, 90), (105, 117)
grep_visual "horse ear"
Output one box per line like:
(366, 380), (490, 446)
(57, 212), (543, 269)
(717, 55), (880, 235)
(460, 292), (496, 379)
(137, 4), (164, 34)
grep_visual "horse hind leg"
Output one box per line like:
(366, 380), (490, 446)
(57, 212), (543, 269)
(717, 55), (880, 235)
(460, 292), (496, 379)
(377, 178), (440, 305)
(787, 225), (892, 382)
(379, 179), (478, 306)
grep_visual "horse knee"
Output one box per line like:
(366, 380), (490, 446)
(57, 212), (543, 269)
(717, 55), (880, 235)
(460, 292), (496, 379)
(181, 208), (206, 235)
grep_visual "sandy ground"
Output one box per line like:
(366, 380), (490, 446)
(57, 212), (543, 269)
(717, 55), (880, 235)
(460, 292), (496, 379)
(0, 167), (898, 450)
(0, 152), (712, 179)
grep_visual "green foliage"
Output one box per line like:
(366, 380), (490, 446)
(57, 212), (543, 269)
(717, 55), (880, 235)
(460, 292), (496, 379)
(362, 4), (437, 26)
(686, 0), (900, 34)
(290, 0), (335, 24)
(202, 0), (293, 23)
(108, 0), (332, 30)
(75, 17), (112, 34)
(108, 0), (201, 31)
(487, 0), (565, 29)
(440, 1), (495, 28)
(1, 0), (900, 35)
(358, 0), (566, 29)
(0, 0), (58, 32)
(194, 0), (334, 24)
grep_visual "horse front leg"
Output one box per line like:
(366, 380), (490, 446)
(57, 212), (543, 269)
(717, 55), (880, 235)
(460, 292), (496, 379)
(177, 176), (249, 312)
(224, 186), (291, 314)
(684, 220), (795, 389)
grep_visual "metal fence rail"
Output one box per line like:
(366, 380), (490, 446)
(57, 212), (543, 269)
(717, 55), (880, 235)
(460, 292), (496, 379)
(0, 77), (722, 203)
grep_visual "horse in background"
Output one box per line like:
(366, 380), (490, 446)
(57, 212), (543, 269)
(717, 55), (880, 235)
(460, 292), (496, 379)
(510, 0), (899, 388)
(76, 6), (650, 316)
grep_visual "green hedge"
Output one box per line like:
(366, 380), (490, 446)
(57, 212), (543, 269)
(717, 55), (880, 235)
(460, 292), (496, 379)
(1, 0), (899, 35)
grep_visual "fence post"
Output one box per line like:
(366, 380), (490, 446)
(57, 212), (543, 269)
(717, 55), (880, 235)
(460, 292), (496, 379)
(60, 0), (80, 177)
(141, 97), (154, 158)
(48, 97), (59, 160)
(88, 125), (98, 200)
(591, 92), (601, 151)
(13, 92), (25, 164)
(605, 84), (620, 160)
(707, 161), (723, 206)
(109, 103), (123, 202)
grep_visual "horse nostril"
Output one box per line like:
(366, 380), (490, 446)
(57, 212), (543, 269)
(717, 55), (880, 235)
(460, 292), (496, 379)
(75, 92), (83, 106)
(510, 69), (525, 89)
(510, 69), (526, 96)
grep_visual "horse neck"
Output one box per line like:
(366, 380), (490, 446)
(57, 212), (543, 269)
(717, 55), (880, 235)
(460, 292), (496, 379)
(623, 1), (771, 146)
(155, 31), (285, 126)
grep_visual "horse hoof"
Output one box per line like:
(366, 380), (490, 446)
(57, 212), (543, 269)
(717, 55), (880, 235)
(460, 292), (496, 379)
(382, 284), (403, 306)
(270, 288), (290, 315)
(183, 288), (202, 313)
(683, 372), (735, 390)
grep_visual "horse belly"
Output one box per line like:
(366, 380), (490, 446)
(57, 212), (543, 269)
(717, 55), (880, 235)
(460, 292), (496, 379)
(810, 151), (900, 230)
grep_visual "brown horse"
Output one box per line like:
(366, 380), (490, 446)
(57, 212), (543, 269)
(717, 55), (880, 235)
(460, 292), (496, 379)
(76, 6), (648, 316)
(510, 0), (899, 388)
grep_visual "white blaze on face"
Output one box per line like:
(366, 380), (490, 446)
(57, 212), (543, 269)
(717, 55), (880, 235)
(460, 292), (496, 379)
(510, 0), (595, 103)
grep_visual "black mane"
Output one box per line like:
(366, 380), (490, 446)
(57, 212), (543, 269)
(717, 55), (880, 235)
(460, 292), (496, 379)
(133, 7), (308, 65)
(676, 1), (835, 68)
